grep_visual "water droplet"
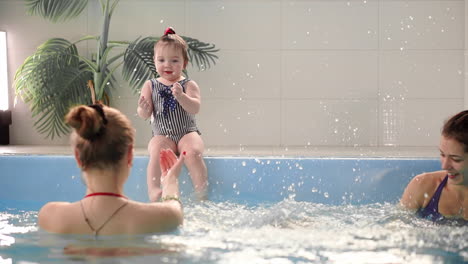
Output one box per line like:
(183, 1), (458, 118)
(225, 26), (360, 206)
(324, 192), (329, 198)
(311, 188), (318, 193)
(160, 19), (164, 23)
(233, 183), (237, 189)
(252, 168), (257, 174)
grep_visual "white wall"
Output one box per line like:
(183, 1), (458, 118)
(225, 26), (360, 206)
(0, 0), (465, 149)
(465, 0), (468, 108)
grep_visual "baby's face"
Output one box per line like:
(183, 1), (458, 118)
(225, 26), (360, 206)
(154, 44), (186, 82)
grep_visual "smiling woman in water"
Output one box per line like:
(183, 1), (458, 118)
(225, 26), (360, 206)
(401, 110), (468, 223)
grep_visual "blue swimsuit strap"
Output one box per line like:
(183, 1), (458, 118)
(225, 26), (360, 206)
(420, 175), (448, 217)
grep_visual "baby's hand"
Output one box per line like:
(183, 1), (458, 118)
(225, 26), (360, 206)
(138, 96), (152, 114)
(171, 82), (183, 98)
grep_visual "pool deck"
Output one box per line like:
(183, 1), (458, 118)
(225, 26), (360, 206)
(0, 145), (438, 158)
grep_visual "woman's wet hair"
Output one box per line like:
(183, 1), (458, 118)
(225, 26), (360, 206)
(65, 103), (135, 169)
(155, 27), (189, 67)
(442, 110), (468, 152)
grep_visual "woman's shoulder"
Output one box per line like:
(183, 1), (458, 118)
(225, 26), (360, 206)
(401, 170), (446, 209)
(413, 170), (446, 185)
(407, 171), (446, 196)
(39, 201), (74, 215)
(38, 201), (76, 232)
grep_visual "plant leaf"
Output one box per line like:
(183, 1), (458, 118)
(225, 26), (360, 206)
(25, 0), (89, 23)
(14, 38), (93, 138)
(122, 37), (158, 94)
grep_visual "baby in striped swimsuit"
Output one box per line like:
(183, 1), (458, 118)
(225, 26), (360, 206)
(137, 27), (208, 201)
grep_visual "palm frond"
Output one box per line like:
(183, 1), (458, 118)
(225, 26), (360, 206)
(122, 37), (158, 93)
(25, 0), (89, 23)
(183, 36), (219, 70)
(14, 38), (94, 138)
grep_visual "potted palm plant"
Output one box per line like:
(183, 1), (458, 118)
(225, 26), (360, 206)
(14, 0), (218, 138)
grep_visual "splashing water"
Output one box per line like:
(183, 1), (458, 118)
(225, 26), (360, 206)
(1, 201), (467, 263)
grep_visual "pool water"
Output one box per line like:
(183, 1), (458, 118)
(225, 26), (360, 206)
(1, 199), (467, 264)
(1, 155), (467, 263)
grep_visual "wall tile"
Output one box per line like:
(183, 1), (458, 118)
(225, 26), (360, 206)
(380, 50), (464, 99)
(282, 1), (378, 50)
(186, 0), (281, 50)
(188, 50), (281, 99)
(380, 99), (463, 146)
(282, 51), (379, 99)
(282, 99), (379, 146)
(199, 99), (281, 146)
(380, 1), (464, 50)
(108, 0), (186, 40)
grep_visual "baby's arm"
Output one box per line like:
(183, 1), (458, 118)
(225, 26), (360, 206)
(172, 80), (201, 115)
(137, 80), (153, 119)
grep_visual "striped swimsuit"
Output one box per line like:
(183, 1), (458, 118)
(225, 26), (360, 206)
(150, 78), (200, 144)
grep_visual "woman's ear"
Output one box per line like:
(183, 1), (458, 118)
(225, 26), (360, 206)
(74, 148), (83, 168)
(127, 144), (134, 167)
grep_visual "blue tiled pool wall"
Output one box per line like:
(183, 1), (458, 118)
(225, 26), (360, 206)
(0, 155), (440, 209)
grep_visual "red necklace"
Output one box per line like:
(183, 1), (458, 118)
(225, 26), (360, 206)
(84, 192), (127, 199)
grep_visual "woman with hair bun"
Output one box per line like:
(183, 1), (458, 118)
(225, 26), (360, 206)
(38, 103), (184, 236)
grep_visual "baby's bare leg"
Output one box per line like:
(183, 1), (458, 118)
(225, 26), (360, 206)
(178, 132), (208, 200)
(147, 136), (177, 202)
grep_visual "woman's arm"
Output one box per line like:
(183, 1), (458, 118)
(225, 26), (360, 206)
(400, 173), (432, 210)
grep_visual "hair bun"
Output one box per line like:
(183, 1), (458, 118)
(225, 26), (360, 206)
(164, 27), (176, 35)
